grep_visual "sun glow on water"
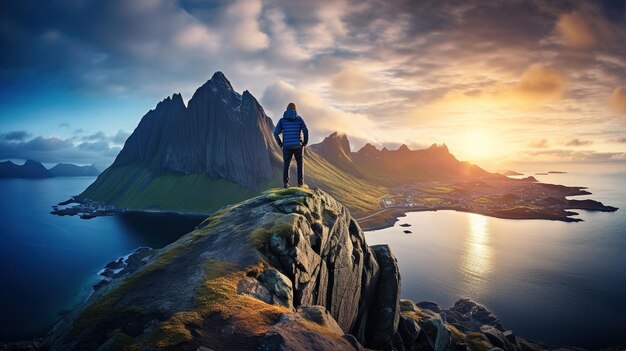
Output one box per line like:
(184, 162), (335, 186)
(460, 213), (493, 297)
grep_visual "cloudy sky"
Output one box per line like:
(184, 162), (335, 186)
(1, 0), (625, 169)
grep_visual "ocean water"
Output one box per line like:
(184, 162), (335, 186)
(365, 165), (626, 349)
(0, 177), (204, 341)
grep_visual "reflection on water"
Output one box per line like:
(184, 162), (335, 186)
(365, 168), (626, 348)
(460, 213), (492, 297)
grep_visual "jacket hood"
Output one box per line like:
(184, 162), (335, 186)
(283, 109), (299, 121)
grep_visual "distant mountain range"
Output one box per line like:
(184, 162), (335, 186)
(0, 160), (100, 178)
(49, 163), (100, 177)
(310, 132), (489, 185)
(0, 160), (52, 178)
(77, 72), (496, 216)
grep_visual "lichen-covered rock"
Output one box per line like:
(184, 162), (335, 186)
(42, 187), (397, 351)
(259, 268), (294, 309)
(415, 314), (451, 351)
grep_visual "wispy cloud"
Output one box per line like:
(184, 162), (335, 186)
(566, 138), (593, 146)
(528, 139), (549, 149)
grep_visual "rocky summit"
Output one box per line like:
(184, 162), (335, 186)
(42, 188), (550, 351)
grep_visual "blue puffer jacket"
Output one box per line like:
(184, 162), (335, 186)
(274, 109), (309, 148)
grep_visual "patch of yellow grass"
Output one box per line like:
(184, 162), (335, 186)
(422, 186), (453, 194)
(249, 214), (297, 249)
(147, 261), (289, 348)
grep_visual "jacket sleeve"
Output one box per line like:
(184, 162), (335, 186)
(301, 118), (309, 146)
(273, 119), (283, 146)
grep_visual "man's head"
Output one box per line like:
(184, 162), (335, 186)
(287, 102), (296, 111)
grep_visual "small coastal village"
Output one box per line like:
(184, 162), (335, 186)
(364, 176), (617, 228)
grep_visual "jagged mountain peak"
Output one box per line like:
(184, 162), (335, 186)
(316, 132), (351, 153)
(310, 132), (363, 178)
(155, 93), (186, 111)
(398, 144), (410, 152)
(427, 143), (450, 153)
(357, 143), (378, 155)
(208, 71), (234, 91)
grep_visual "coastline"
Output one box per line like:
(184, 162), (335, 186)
(52, 189), (618, 232)
(50, 197), (213, 220)
(356, 206), (580, 231)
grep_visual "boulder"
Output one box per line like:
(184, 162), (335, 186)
(259, 268), (294, 309)
(417, 301), (442, 313)
(480, 325), (511, 350)
(299, 306), (344, 335)
(444, 299), (504, 333)
(398, 315), (421, 346)
(415, 315), (450, 351)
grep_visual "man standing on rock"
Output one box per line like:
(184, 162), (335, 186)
(274, 102), (309, 188)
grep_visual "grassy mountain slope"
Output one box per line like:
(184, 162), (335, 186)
(78, 165), (282, 214)
(78, 148), (385, 217)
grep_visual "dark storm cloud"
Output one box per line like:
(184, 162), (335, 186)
(2, 130), (32, 141)
(83, 131), (106, 141)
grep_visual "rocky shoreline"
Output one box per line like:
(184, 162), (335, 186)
(50, 197), (212, 220)
(50, 197), (123, 219)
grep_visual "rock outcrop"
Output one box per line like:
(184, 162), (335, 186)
(42, 188), (400, 350)
(396, 299), (551, 351)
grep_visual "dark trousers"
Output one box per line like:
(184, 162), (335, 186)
(283, 146), (303, 185)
